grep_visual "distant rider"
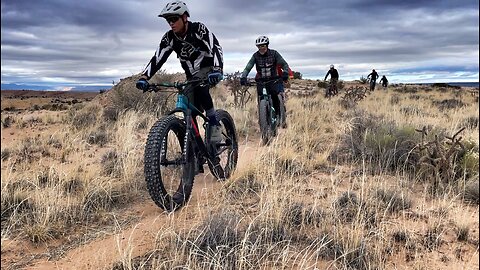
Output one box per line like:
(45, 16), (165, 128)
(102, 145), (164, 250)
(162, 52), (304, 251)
(379, 75), (388, 90)
(324, 64), (339, 95)
(239, 36), (290, 121)
(367, 69), (379, 91)
(135, 1), (224, 143)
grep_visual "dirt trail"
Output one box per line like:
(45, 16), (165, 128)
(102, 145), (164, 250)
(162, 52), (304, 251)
(26, 139), (260, 270)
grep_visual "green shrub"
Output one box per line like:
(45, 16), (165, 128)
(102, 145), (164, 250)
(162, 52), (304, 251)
(101, 150), (120, 177)
(330, 110), (421, 173)
(373, 188), (412, 213)
(433, 98), (465, 111)
(317, 80), (328, 88)
(190, 209), (241, 269)
(87, 129), (109, 146)
(68, 103), (102, 130)
(393, 86), (419, 93)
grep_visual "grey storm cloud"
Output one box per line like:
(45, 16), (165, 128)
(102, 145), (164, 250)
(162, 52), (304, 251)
(1, 0), (138, 31)
(1, 0), (478, 87)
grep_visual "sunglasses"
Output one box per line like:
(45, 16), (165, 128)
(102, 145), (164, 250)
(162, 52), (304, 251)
(165, 16), (180, 24)
(257, 44), (267, 48)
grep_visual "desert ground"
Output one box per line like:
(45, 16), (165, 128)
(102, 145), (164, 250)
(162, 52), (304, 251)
(1, 74), (479, 269)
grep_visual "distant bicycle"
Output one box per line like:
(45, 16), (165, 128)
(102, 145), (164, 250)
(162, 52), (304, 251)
(143, 79), (238, 212)
(254, 78), (286, 145)
(325, 80), (338, 98)
(382, 81), (388, 90)
(368, 78), (376, 91)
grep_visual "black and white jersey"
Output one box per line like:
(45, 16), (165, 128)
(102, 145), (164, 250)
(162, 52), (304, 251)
(142, 21), (223, 79)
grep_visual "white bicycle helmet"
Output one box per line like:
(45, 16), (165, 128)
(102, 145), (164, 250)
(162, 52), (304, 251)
(158, 1), (190, 18)
(255, 36), (269, 46)
(330, 64), (334, 69)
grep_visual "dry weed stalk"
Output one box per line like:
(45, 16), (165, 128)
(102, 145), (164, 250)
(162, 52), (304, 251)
(340, 86), (368, 108)
(415, 126), (466, 192)
(224, 72), (252, 108)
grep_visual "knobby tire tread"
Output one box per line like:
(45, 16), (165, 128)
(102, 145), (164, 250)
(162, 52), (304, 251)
(144, 115), (195, 212)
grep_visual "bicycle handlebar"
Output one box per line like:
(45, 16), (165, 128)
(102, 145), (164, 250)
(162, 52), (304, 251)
(146, 78), (208, 92)
(248, 77), (282, 86)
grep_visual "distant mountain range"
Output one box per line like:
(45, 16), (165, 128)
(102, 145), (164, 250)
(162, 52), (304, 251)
(1, 83), (110, 92)
(1, 81), (478, 92)
(415, 82), (479, 88)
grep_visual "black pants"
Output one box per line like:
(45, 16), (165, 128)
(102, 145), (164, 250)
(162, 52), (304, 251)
(184, 82), (213, 115)
(256, 80), (281, 117)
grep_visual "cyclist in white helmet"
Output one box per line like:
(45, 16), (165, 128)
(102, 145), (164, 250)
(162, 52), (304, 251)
(136, 1), (224, 143)
(324, 64), (339, 95)
(240, 36), (290, 123)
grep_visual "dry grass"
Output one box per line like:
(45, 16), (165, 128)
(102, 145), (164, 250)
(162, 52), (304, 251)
(1, 78), (478, 269)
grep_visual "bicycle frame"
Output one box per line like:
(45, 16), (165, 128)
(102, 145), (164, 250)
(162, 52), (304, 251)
(149, 81), (219, 167)
(326, 80), (338, 97)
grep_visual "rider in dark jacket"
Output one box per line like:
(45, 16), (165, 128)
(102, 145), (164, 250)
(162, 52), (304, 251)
(367, 69), (379, 91)
(324, 65), (339, 81)
(239, 36), (289, 120)
(324, 64), (339, 95)
(379, 75), (389, 90)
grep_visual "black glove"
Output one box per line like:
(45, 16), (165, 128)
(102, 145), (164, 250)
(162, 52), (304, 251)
(240, 77), (247, 86)
(136, 78), (149, 92)
(282, 71), (289, 82)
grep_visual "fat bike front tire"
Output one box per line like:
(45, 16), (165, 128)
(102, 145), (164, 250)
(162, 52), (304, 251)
(259, 99), (272, 145)
(144, 115), (195, 212)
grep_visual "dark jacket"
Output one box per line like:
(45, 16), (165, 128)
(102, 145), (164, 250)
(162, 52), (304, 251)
(324, 68), (339, 80)
(367, 71), (379, 81)
(380, 76), (388, 84)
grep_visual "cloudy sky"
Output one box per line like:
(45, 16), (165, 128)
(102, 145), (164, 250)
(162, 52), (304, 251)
(1, 0), (479, 90)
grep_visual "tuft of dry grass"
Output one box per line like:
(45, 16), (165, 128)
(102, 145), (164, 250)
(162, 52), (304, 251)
(456, 224), (470, 242)
(372, 188), (412, 213)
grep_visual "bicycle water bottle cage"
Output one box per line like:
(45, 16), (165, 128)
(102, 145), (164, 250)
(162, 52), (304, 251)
(176, 94), (189, 110)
